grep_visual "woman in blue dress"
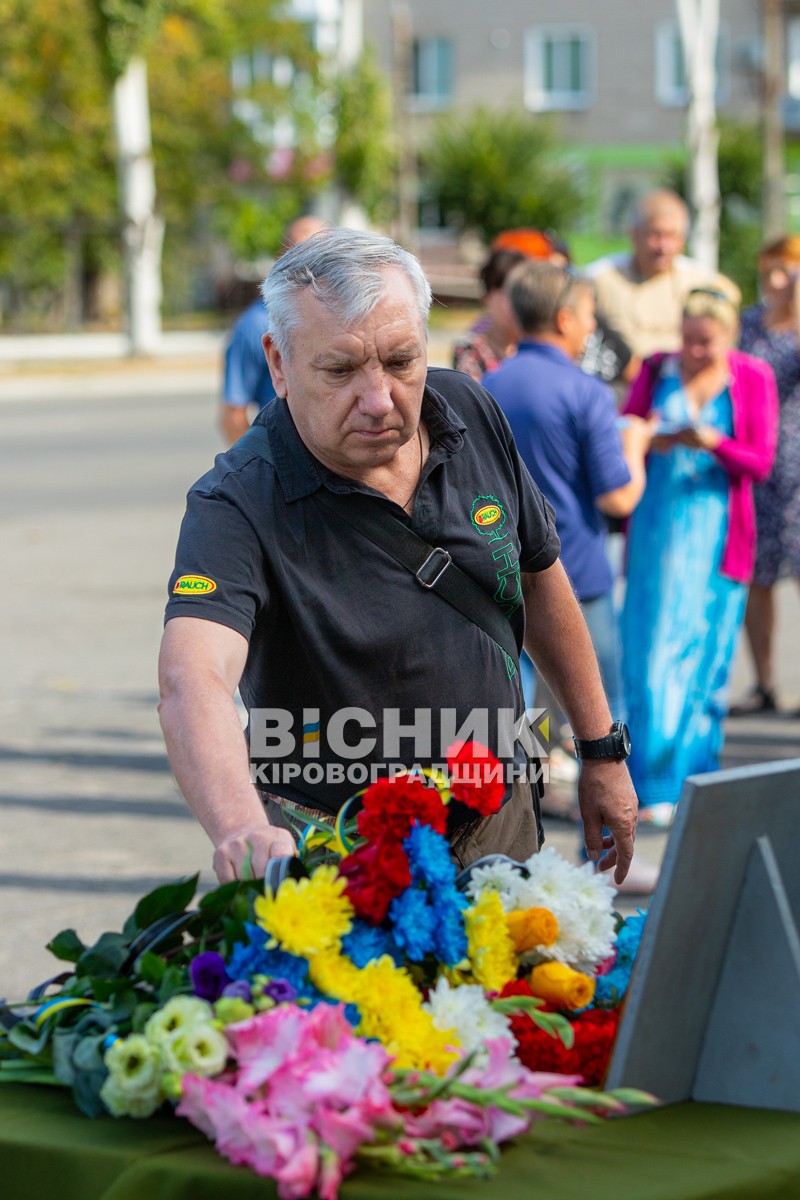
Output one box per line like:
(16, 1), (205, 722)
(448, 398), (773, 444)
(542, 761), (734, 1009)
(620, 287), (778, 825)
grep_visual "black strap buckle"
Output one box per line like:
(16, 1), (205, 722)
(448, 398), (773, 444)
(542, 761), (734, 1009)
(415, 546), (451, 588)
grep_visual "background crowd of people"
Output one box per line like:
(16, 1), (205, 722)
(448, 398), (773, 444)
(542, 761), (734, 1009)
(452, 188), (787, 837)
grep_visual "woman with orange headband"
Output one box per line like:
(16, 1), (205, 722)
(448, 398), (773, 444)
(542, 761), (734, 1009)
(730, 236), (800, 714)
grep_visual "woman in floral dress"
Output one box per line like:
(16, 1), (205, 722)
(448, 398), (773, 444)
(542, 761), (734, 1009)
(730, 236), (800, 714)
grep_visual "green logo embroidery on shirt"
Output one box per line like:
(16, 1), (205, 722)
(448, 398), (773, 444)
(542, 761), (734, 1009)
(469, 494), (522, 620)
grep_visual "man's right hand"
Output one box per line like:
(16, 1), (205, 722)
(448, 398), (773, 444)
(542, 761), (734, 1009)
(212, 823), (297, 884)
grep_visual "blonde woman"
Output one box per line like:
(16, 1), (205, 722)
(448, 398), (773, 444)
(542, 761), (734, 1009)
(731, 236), (800, 713)
(620, 285), (778, 825)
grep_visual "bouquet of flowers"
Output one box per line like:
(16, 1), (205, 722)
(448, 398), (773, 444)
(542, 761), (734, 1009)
(0, 742), (650, 1199)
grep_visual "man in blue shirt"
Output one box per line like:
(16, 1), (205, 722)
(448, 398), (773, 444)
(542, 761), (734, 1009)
(483, 261), (651, 722)
(220, 215), (328, 445)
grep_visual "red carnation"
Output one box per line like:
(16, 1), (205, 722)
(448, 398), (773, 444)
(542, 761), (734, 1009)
(338, 836), (411, 925)
(446, 740), (505, 816)
(501, 981), (621, 1087)
(357, 777), (448, 843)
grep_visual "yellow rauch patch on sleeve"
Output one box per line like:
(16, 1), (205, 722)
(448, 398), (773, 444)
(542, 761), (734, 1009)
(173, 575), (217, 595)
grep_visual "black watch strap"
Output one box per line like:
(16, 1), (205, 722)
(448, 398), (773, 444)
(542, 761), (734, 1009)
(573, 721), (630, 762)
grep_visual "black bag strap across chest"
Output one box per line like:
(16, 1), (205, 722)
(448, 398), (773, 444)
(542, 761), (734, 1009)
(238, 423), (520, 672)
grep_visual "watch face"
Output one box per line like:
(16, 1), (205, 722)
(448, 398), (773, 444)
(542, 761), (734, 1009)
(619, 722), (632, 756)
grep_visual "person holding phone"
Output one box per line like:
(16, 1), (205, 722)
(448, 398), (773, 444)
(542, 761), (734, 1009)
(730, 236), (800, 714)
(619, 285), (778, 825)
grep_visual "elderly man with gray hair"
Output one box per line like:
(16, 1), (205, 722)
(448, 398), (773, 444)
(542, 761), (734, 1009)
(585, 189), (737, 379)
(159, 228), (639, 887)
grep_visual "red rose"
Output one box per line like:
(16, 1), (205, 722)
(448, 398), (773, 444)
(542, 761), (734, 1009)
(446, 740), (505, 815)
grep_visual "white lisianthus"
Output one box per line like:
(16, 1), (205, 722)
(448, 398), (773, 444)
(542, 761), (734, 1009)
(100, 1074), (163, 1119)
(424, 977), (513, 1061)
(160, 1021), (229, 1077)
(515, 849), (616, 970)
(101, 1034), (164, 1117)
(145, 995), (215, 1048)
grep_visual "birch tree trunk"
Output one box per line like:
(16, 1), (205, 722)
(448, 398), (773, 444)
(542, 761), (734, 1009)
(676, 0), (721, 271)
(112, 57), (163, 355)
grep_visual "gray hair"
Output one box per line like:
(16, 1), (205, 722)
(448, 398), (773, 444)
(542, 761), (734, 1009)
(260, 227), (432, 357)
(506, 260), (589, 335)
(631, 189), (689, 232)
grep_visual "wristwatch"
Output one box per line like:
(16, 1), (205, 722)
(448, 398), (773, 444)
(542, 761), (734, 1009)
(573, 721), (631, 762)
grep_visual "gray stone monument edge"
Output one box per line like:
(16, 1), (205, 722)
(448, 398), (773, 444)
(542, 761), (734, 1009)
(605, 758), (800, 1109)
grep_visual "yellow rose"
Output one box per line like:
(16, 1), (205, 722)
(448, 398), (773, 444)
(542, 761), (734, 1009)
(506, 906), (559, 953)
(528, 962), (595, 1010)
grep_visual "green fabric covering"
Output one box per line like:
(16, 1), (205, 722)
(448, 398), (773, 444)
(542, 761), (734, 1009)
(2, 1083), (800, 1199)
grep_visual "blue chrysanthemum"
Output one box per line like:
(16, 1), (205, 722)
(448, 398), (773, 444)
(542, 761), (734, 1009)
(341, 920), (402, 968)
(593, 912), (647, 1008)
(389, 887), (436, 960)
(432, 887), (468, 965)
(404, 823), (458, 890)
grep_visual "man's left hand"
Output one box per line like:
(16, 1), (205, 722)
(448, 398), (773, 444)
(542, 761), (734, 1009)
(577, 760), (638, 884)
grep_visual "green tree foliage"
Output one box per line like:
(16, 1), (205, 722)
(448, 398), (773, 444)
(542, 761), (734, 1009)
(332, 48), (396, 225)
(664, 120), (764, 305)
(0, 0), (327, 324)
(0, 0), (119, 319)
(420, 106), (585, 244)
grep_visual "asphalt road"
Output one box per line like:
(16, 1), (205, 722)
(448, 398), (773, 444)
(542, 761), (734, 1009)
(1, 364), (799, 1001)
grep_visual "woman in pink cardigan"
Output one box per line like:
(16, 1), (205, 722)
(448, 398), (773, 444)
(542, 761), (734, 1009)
(619, 286), (778, 826)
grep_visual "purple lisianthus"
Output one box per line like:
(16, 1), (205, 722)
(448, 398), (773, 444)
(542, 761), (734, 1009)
(190, 951), (231, 1001)
(264, 978), (297, 1004)
(222, 979), (253, 1002)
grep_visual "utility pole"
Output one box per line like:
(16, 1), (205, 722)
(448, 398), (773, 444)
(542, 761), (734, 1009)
(390, 3), (418, 250)
(763, 0), (787, 238)
(676, 0), (721, 270)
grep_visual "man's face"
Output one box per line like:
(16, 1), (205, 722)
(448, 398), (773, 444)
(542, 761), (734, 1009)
(264, 266), (428, 478)
(631, 209), (686, 278)
(562, 286), (597, 361)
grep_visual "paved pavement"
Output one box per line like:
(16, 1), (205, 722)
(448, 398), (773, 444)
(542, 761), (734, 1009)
(1, 350), (799, 1001)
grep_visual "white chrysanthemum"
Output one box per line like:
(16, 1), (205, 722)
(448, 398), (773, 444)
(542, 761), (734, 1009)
(464, 860), (523, 911)
(516, 850), (616, 969)
(424, 977), (513, 1060)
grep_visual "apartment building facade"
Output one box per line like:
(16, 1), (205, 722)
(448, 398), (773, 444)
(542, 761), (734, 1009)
(360, 0), (795, 235)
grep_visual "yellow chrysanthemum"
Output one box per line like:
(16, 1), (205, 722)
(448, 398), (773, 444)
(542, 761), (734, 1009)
(464, 891), (518, 992)
(254, 864), (354, 957)
(506, 905), (559, 953)
(311, 951), (459, 1075)
(529, 961), (596, 1011)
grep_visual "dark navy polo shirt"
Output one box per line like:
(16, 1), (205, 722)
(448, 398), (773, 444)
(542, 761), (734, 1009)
(484, 341), (630, 601)
(166, 367), (560, 814)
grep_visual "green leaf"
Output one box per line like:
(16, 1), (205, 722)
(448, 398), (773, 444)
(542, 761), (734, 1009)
(197, 879), (244, 920)
(46, 929), (87, 963)
(76, 932), (129, 979)
(158, 966), (187, 1005)
(135, 951), (166, 987)
(109, 988), (138, 1027)
(132, 875), (199, 931)
(8, 1022), (52, 1057)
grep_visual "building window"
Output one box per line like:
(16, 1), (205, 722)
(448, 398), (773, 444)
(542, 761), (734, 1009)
(410, 37), (453, 106)
(524, 26), (594, 112)
(655, 21), (730, 107)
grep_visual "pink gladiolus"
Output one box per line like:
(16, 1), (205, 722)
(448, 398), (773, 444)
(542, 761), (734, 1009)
(227, 1006), (306, 1091)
